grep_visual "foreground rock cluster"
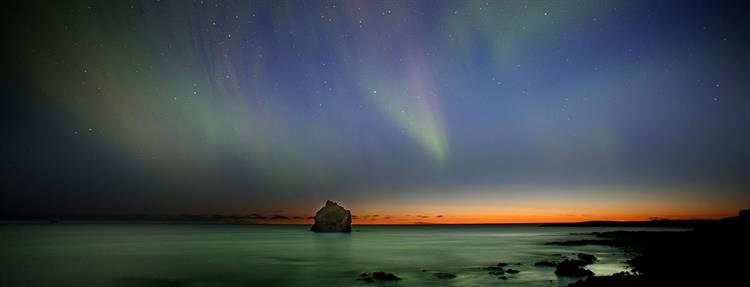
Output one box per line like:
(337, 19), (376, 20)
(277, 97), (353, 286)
(531, 253), (598, 277)
(485, 262), (522, 280)
(356, 270), (458, 282)
(341, 208), (749, 286)
(352, 255), (598, 284)
(549, 209), (750, 286)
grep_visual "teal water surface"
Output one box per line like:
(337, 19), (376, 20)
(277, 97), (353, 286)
(0, 224), (681, 287)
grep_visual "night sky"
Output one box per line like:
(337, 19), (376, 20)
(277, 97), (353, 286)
(2, 0), (749, 223)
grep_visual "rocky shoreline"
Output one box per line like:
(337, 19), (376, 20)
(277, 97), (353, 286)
(350, 209), (748, 286)
(549, 209), (749, 286)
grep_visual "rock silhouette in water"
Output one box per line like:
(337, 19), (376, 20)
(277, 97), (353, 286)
(310, 200), (352, 232)
(555, 259), (594, 277)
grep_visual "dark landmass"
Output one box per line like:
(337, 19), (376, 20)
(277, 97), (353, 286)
(542, 219), (715, 228)
(550, 209), (750, 286)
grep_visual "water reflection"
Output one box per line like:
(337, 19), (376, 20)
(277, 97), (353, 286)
(0, 224), (679, 287)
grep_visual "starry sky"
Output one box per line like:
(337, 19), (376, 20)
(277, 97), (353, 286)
(2, 0), (749, 223)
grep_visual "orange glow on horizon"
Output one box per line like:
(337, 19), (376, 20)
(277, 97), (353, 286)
(231, 184), (749, 225)
(255, 208), (740, 225)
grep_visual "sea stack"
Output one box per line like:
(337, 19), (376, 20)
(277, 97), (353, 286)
(311, 200), (352, 232)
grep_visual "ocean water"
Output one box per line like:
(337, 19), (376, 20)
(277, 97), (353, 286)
(0, 224), (681, 287)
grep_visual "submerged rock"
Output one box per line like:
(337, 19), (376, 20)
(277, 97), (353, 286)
(485, 265), (505, 271)
(310, 200), (352, 232)
(506, 269), (520, 274)
(433, 272), (456, 279)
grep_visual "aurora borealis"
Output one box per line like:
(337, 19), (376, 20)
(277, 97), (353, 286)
(2, 0), (749, 223)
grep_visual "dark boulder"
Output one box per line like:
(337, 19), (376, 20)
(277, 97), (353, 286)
(371, 272), (401, 281)
(358, 271), (401, 282)
(578, 253), (598, 264)
(555, 259), (595, 277)
(310, 200), (352, 232)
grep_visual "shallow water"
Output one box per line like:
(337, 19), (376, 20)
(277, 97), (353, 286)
(0, 224), (683, 287)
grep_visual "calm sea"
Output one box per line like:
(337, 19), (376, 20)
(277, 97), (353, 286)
(0, 224), (683, 287)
